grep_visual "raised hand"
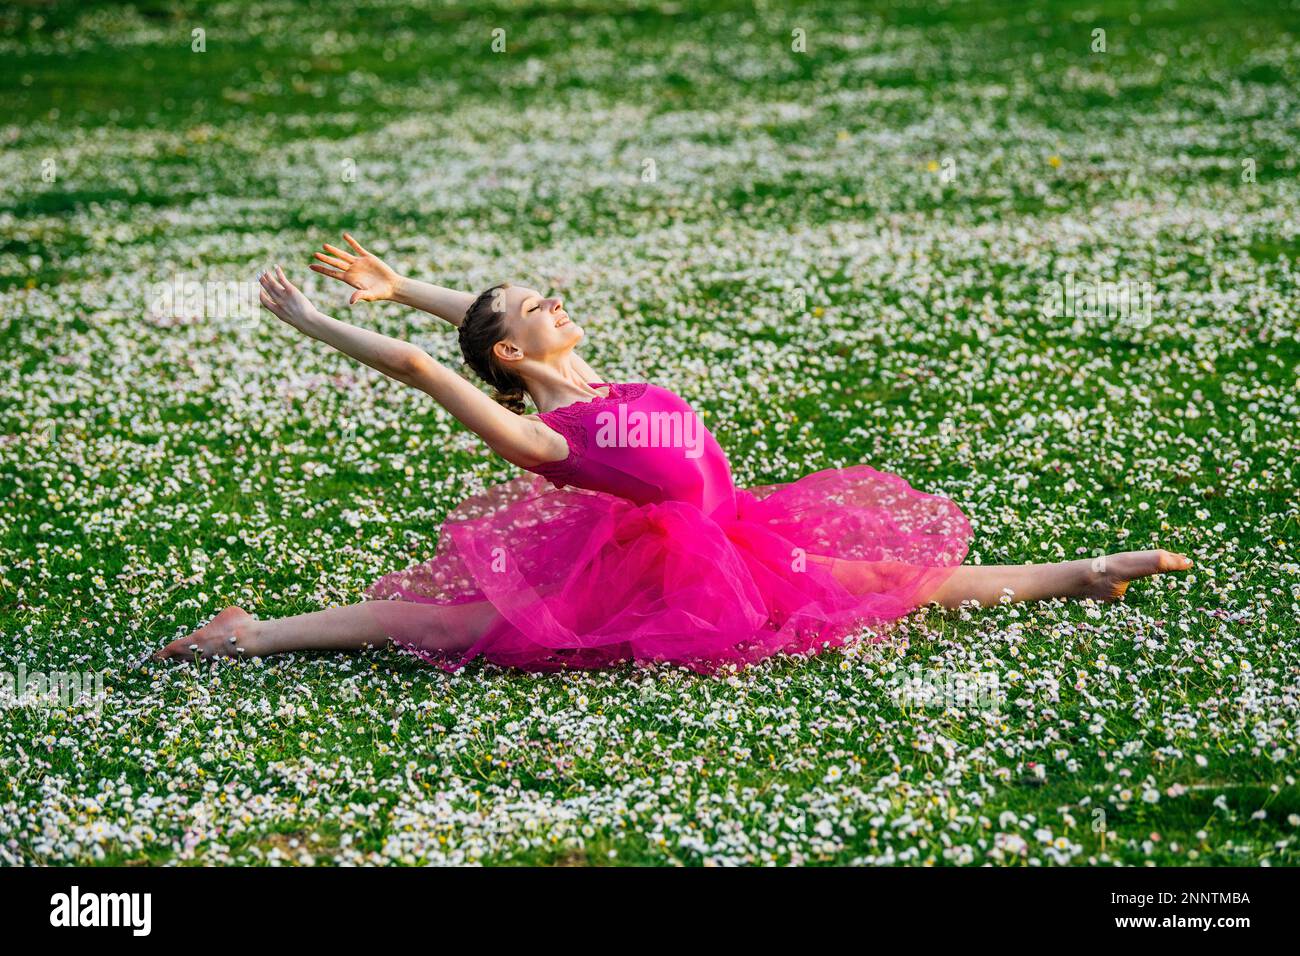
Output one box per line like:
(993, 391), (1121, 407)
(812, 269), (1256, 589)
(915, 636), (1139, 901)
(310, 232), (401, 305)
(258, 266), (319, 328)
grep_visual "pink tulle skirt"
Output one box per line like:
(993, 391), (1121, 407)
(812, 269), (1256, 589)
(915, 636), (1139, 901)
(367, 466), (971, 673)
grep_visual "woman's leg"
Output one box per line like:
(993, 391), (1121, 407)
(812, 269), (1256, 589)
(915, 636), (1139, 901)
(153, 599), (500, 662)
(929, 549), (1192, 609)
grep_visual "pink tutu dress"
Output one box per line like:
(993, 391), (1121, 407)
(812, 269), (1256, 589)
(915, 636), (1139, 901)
(367, 382), (971, 673)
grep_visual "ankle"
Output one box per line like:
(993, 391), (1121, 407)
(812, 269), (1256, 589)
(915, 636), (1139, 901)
(1076, 557), (1107, 595)
(232, 618), (266, 655)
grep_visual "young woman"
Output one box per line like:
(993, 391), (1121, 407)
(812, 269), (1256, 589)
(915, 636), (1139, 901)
(154, 234), (1192, 672)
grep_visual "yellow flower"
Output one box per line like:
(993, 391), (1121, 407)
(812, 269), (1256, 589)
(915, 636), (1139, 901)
(926, 160), (940, 172)
(1048, 155), (1062, 168)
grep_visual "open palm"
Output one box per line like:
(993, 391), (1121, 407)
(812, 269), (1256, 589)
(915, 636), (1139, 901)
(310, 233), (400, 305)
(258, 266), (317, 327)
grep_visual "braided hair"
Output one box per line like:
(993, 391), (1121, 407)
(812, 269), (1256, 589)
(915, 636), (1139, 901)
(457, 283), (528, 414)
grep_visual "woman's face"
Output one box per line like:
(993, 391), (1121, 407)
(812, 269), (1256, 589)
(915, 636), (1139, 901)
(492, 285), (583, 365)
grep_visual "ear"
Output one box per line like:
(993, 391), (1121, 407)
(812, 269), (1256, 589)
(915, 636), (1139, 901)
(492, 339), (525, 365)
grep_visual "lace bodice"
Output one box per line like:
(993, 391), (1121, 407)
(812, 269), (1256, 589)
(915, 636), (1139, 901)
(524, 382), (738, 519)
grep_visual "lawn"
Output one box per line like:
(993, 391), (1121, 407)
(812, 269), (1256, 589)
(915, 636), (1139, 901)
(0, 0), (1297, 865)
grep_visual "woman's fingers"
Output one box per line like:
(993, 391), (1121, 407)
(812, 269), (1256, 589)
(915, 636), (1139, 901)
(260, 291), (290, 321)
(259, 271), (282, 295)
(313, 251), (350, 271)
(349, 289), (377, 305)
(309, 262), (345, 280)
(275, 265), (295, 291)
(342, 232), (368, 256)
(322, 243), (355, 262)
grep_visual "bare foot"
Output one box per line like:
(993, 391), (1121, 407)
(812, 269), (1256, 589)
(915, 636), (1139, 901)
(1082, 549), (1193, 602)
(153, 606), (259, 661)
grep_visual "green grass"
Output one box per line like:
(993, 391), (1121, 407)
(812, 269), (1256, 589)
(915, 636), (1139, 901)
(0, 0), (1298, 865)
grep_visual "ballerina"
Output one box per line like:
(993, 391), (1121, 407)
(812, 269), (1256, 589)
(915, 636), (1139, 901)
(154, 234), (1192, 671)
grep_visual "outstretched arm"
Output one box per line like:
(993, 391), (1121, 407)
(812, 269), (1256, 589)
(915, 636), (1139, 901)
(308, 233), (603, 382)
(392, 276), (476, 327)
(309, 233), (475, 327)
(258, 267), (566, 468)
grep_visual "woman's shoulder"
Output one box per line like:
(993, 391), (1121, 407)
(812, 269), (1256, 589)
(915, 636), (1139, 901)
(519, 383), (648, 477)
(536, 382), (650, 417)
(519, 413), (572, 466)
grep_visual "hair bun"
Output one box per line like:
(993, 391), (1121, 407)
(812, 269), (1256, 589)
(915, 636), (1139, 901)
(492, 386), (527, 415)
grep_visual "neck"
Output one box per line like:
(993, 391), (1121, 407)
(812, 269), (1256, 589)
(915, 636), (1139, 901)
(520, 354), (606, 414)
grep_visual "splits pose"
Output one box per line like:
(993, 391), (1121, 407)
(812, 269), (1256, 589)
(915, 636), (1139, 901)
(155, 235), (1191, 672)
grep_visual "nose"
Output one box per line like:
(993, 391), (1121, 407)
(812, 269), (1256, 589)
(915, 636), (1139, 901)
(549, 298), (564, 313)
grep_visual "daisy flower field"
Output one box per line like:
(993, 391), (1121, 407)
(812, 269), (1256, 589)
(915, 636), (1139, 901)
(1, 0), (1298, 866)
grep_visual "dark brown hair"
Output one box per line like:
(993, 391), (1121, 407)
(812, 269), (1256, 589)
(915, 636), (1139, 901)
(458, 283), (527, 414)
